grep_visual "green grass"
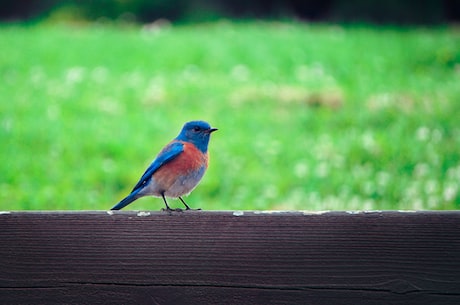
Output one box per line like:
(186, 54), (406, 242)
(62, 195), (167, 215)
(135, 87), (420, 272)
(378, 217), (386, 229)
(1, 21), (459, 210)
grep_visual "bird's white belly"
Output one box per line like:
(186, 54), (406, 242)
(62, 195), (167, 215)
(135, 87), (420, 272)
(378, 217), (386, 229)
(142, 166), (206, 198)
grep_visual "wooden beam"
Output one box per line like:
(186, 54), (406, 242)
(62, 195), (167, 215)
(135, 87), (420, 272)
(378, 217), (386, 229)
(1, 211), (459, 304)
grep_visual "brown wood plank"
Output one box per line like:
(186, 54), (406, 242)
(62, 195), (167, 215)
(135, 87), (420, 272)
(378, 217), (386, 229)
(1, 211), (460, 304)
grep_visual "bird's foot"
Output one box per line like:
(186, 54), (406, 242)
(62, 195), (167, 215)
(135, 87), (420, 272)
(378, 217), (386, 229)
(161, 207), (183, 212)
(185, 207), (202, 211)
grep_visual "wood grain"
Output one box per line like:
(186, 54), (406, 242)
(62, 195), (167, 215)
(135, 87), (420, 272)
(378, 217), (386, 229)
(1, 211), (459, 304)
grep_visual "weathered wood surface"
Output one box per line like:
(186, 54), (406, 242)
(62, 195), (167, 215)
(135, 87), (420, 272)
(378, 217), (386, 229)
(1, 211), (459, 305)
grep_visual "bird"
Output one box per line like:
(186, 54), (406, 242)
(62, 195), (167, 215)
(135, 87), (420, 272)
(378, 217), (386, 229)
(111, 120), (217, 211)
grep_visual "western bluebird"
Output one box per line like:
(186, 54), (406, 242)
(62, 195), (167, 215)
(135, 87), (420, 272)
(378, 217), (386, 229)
(111, 120), (217, 211)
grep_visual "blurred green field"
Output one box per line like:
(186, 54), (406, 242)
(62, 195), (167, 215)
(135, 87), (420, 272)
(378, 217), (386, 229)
(1, 21), (459, 211)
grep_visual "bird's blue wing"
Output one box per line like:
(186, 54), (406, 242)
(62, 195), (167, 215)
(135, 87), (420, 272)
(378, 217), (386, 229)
(130, 141), (184, 192)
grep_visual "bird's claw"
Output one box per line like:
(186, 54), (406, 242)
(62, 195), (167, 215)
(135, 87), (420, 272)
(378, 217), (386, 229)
(161, 207), (201, 212)
(161, 207), (183, 212)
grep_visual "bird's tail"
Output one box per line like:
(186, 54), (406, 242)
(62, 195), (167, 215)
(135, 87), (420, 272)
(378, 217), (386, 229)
(111, 190), (141, 210)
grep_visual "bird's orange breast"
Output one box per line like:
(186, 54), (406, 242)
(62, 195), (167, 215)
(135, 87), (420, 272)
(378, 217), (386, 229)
(152, 142), (208, 190)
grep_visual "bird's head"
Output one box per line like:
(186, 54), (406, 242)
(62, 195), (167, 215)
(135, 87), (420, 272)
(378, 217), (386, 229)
(176, 120), (218, 153)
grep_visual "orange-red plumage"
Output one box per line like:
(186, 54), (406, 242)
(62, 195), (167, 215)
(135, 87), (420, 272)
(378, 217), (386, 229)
(152, 141), (208, 193)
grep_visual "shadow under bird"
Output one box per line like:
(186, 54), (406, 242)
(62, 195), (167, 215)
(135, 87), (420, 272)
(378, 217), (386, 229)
(111, 120), (217, 211)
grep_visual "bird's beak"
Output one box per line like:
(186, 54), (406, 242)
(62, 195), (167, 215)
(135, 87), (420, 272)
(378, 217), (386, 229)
(208, 128), (218, 133)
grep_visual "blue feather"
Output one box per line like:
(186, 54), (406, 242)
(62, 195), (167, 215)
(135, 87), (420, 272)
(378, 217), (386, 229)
(111, 188), (142, 210)
(110, 142), (184, 210)
(131, 141), (184, 193)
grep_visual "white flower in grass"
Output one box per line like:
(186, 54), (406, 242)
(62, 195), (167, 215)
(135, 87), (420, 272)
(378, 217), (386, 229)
(443, 184), (458, 202)
(416, 126), (430, 141)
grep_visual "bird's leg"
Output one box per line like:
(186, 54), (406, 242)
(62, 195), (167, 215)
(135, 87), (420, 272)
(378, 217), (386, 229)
(179, 197), (201, 211)
(161, 193), (183, 212)
(161, 193), (174, 211)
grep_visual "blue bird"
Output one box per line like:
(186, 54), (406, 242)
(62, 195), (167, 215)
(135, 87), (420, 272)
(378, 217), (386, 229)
(111, 120), (217, 211)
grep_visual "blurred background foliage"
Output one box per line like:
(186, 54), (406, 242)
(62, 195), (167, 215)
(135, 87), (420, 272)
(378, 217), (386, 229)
(1, 1), (459, 211)
(1, 0), (460, 24)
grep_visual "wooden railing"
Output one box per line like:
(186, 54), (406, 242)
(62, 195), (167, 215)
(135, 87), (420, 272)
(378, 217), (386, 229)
(1, 211), (459, 304)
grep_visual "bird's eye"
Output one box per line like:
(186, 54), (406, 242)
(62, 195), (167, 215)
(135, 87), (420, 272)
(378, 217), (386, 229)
(193, 126), (201, 132)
